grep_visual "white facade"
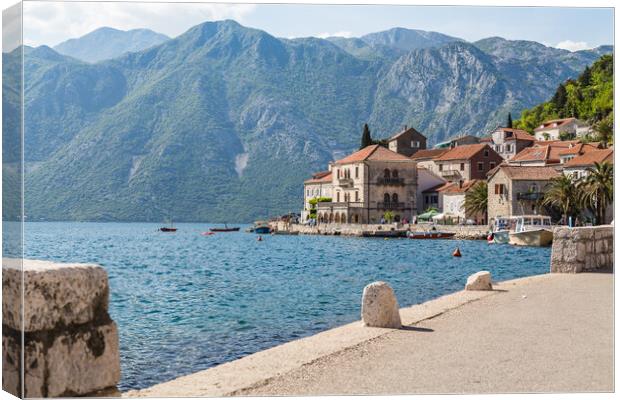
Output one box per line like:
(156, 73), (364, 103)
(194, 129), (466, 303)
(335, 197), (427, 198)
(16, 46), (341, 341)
(442, 193), (466, 218)
(534, 118), (591, 141)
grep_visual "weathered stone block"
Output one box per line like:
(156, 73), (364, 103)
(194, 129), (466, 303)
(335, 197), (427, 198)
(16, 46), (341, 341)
(563, 243), (578, 263)
(551, 261), (581, 273)
(3, 259), (109, 332)
(570, 227), (594, 241)
(465, 271), (493, 291)
(361, 281), (401, 328)
(553, 226), (571, 239)
(576, 242), (586, 262)
(2, 259), (120, 397)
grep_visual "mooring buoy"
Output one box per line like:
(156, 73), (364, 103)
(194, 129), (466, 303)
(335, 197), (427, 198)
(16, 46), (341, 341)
(453, 247), (462, 257)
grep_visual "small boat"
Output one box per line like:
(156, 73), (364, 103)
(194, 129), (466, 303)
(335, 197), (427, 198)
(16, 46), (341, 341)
(253, 220), (271, 234)
(209, 224), (240, 232)
(159, 220), (177, 232)
(362, 230), (407, 238)
(508, 215), (554, 247)
(407, 230), (455, 239)
(489, 216), (514, 244)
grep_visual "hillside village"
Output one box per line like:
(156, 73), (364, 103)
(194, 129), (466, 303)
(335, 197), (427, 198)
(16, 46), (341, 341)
(301, 117), (613, 227)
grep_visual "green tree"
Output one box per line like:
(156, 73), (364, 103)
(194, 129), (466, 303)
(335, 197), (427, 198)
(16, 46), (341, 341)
(360, 123), (372, 149)
(594, 114), (613, 145)
(506, 112), (513, 128)
(463, 181), (488, 223)
(383, 210), (394, 223)
(541, 175), (580, 224)
(579, 161), (613, 225)
(552, 84), (568, 113)
(579, 65), (592, 86)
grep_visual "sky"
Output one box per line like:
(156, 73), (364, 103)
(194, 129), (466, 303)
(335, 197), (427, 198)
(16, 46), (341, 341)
(17, 1), (615, 51)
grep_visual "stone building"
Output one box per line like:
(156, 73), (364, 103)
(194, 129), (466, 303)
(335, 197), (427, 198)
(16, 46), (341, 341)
(533, 117), (592, 141)
(433, 143), (503, 182)
(410, 148), (448, 175)
(487, 165), (559, 223)
(440, 179), (486, 224)
(557, 142), (603, 164)
(301, 170), (333, 222)
(508, 140), (584, 166)
(434, 134), (480, 149)
(315, 144), (418, 224)
(481, 127), (535, 160)
(387, 126), (427, 157)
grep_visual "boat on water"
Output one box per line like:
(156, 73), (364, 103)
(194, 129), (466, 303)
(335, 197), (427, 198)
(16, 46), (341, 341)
(489, 216), (516, 244)
(159, 220), (177, 232)
(253, 221), (271, 234)
(407, 230), (456, 239)
(209, 223), (240, 232)
(508, 215), (554, 247)
(362, 229), (407, 238)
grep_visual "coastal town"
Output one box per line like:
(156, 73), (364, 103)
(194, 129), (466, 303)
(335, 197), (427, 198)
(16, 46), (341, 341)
(299, 117), (614, 239)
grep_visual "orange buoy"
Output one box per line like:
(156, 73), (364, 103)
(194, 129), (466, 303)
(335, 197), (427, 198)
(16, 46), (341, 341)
(453, 247), (462, 257)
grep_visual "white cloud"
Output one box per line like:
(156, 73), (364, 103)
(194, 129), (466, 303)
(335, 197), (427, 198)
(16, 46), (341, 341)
(23, 1), (257, 47)
(555, 40), (591, 52)
(316, 31), (353, 39)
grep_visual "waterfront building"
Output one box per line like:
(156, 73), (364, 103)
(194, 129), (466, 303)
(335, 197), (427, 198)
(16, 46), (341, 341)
(410, 148), (448, 175)
(487, 165), (559, 223)
(417, 166), (448, 214)
(432, 143), (503, 182)
(440, 179), (486, 224)
(434, 134), (480, 149)
(533, 117), (592, 141)
(482, 127), (536, 160)
(301, 171), (333, 222)
(315, 144), (418, 224)
(387, 126), (427, 157)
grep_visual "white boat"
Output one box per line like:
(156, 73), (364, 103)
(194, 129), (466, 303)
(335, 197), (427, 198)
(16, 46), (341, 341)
(489, 216), (515, 244)
(508, 215), (554, 247)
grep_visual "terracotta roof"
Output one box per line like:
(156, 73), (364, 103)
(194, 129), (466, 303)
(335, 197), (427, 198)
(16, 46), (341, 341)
(334, 144), (413, 165)
(534, 117), (579, 132)
(510, 144), (567, 164)
(422, 182), (452, 193)
(533, 139), (579, 147)
(440, 179), (481, 194)
(563, 149), (614, 168)
(410, 148), (448, 160)
(304, 170), (332, 184)
(558, 142), (601, 156)
(388, 126), (425, 141)
(479, 136), (493, 143)
(489, 165), (560, 181)
(494, 128), (535, 141)
(434, 144), (491, 161)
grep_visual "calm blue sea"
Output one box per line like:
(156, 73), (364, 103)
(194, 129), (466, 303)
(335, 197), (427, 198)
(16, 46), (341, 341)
(23, 222), (550, 390)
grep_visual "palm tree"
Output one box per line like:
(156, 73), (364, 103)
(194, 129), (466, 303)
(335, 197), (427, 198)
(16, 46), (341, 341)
(579, 161), (613, 225)
(464, 181), (488, 223)
(541, 175), (579, 224)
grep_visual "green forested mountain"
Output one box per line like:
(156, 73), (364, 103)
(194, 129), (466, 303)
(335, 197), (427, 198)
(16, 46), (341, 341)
(514, 54), (613, 141)
(5, 20), (612, 222)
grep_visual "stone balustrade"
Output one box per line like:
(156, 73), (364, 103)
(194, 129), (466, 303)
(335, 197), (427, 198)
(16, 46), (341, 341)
(550, 225), (614, 273)
(2, 259), (120, 397)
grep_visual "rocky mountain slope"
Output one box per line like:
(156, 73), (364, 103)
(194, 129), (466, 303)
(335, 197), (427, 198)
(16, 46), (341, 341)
(7, 21), (612, 222)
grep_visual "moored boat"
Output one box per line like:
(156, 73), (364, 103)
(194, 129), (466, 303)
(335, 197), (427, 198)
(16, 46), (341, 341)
(508, 215), (554, 247)
(209, 223), (240, 232)
(159, 219), (177, 232)
(253, 221), (271, 234)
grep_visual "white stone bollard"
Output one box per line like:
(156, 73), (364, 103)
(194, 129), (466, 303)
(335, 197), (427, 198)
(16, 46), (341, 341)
(2, 259), (121, 397)
(465, 271), (493, 291)
(361, 281), (402, 328)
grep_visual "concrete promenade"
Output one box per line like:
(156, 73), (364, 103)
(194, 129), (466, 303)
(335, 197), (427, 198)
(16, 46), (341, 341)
(127, 272), (613, 396)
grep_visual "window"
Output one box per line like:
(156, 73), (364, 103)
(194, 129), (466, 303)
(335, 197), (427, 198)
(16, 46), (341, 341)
(494, 184), (506, 195)
(411, 140), (419, 148)
(392, 169), (399, 178)
(355, 191), (359, 202)
(384, 169), (390, 178)
(484, 149), (489, 157)
(438, 164), (443, 172)
(337, 192), (340, 202)
(384, 193), (390, 203)
(506, 144), (512, 152)
(477, 162), (484, 171)
(355, 166), (359, 178)
(392, 193), (399, 203)
(306, 189), (310, 196)
(460, 163), (465, 171)
(490, 162), (496, 169)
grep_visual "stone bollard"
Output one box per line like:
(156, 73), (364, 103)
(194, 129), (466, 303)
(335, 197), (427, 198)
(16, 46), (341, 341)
(361, 281), (402, 328)
(2, 259), (121, 397)
(465, 271), (493, 291)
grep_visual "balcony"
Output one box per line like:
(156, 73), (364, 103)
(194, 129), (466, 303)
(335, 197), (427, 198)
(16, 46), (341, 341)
(338, 178), (354, 188)
(376, 177), (405, 186)
(316, 201), (364, 210)
(516, 192), (545, 201)
(377, 202), (406, 210)
(440, 169), (461, 178)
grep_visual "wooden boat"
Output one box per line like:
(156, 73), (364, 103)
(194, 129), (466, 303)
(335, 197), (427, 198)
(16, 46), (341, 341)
(407, 231), (455, 239)
(508, 215), (553, 247)
(159, 227), (177, 232)
(362, 230), (407, 238)
(209, 224), (240, 232)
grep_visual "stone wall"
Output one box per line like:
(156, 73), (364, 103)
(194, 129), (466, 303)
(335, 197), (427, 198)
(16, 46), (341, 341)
(2, 259), (121, 397)
(550, 225), (614, 273)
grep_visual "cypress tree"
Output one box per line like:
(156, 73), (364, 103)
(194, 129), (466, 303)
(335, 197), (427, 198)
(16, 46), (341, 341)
(552, 84), (568, 114)
(506, 112), (513, 128)
(579, 65), (592, 86)
(360, 123), (372, 149)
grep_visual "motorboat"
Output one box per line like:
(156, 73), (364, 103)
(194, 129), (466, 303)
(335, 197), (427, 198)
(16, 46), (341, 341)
(407, 230), (456, 239)
(209, 223), (240, 232)
(508, 215), (554, 247)
(253, 221), (271, 234)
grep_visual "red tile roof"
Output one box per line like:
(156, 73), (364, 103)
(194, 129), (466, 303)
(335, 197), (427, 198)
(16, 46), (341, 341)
(563, 149), (614, 168)
(558, 142), (601, 156)
(334, 144), (413, 165)
(304, 170), (332, 184)
(440, 179), (481, 194)
(495, 128), (535, 141)
(422, 182), (452, 193)
(489, 165), (560, 181)
(388, 126), (425, 141)
(410, 148), (448, 160)
(434, 144), (491, 161)
(510, 143), (570, 164)
(534, 117), (578, 132)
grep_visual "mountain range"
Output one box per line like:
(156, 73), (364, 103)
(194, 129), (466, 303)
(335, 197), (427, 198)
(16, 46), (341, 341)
(3, 20), (612, 222)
